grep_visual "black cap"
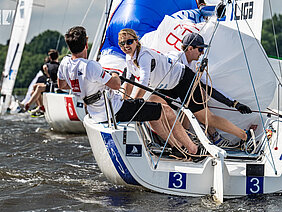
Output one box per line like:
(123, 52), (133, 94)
(182, 32), (208, 48)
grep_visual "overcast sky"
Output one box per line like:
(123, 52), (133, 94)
(0, 0), (105, 44)
(0, 0), (281, 45)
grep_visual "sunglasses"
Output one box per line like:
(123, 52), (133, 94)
(119, 39), (136, 46)
(196, 47), (204, 52)
(192, 46), (205, 53)
(198, 47), (204, 52)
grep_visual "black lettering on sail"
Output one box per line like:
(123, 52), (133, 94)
(249, 1), (254, 19)
(234, 1), (254, 21)
(243, 2), (248, 20)
(234, 3), (240, 20)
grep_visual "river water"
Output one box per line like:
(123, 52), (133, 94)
(1, 113), (282, 211)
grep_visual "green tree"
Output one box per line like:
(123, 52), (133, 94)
(14, 30), (67, 88)
(16, 52), (45, 88)
(0, 44), (8, 73)
(261, 14), (282, 58)
(24, 30), (67, 54)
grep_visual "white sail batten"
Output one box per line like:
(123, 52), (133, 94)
(0, 0), (33, 115)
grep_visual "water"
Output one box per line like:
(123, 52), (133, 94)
(1, 113), (282, 211)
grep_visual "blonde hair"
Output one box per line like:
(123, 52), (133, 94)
(118, 28), (141, 67)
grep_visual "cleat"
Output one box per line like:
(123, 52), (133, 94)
(241, 129), (257, 154)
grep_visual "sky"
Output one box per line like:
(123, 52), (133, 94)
(0, 0), (281, 45)
(0, 0), (105, 44)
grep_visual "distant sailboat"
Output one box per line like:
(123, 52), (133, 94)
(42, 0), (114, 133)
(0, 0), (33, 115)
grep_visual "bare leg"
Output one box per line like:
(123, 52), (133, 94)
(150, 94), (247, 141)
(149, 103), (197, 154)
(37, 95), (43, 107)
(194, 108), (247, 140)
(26, 84), (46, 107)
(182, 115), (217, 137)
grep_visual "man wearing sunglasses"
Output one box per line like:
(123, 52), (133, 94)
(119, 29), (253, 150)
(167, 32), (253, 147)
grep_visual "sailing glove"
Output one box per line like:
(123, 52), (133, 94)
(233, 100), (252, 114)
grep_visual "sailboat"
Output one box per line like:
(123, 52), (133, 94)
(0, 0), (33, 115)
(83, 0), (282, 203)
(42, 0), (116, 133)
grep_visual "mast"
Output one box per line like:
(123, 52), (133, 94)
(0, 0), (33, 115)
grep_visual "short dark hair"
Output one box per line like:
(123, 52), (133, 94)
(48, 49), (59, 60)
(65, 26), (87, 54)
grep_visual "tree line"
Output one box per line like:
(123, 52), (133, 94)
(0, 14), (281, 90)
(0, 30), (67, 89)
(261, 14), (282, 58)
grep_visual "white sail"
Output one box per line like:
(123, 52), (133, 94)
(0, 0), (33, 115)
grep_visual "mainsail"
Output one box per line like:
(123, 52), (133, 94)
(0, 0), (33, 115)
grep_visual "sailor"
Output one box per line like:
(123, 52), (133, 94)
(118, 28), (253, 148)
(167, 32), (253, 145)
(20, 49), (60, 116)
(57, 26), (206, 161)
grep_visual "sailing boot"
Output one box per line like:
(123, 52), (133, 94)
(211, 131), (240, 148)
(189, 143), (209, 163)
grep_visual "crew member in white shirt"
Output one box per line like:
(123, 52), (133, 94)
(118, 28), (252, 148)
(167, 32), (253, 145)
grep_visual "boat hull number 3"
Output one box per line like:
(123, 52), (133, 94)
(168, 163), (264, 194)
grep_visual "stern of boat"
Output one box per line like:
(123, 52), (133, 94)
(43, 92), (86, 133)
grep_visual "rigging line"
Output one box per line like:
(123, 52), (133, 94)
(80, 0), (96, 26)
(209, 106), (282, 118)
(276, 84), (281, 147)
(233, 0), (277, 175)
(90, 0), (113, 61)
(267, 0), (281, 147)
(231, 0), (281, 84)
(267, 0), (282, 78)
(55, 0), (70, 50)
(156, 39), (222, 166)
(37, 0), (46, 35)
(204, 1), (228, 57)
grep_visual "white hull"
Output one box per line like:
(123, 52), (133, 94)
(84, 108), (282, 199)
(43, 92), (86, 133)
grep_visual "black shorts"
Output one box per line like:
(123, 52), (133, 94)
(36, 75), (47, 84)
(116, 98), (162, 122)
(45, 82), (58, 93)
(158, 66), (205, 113)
